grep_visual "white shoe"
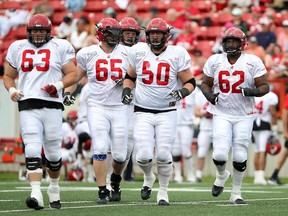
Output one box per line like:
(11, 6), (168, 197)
(157, 190), (170, 206)
(26, 190), (44, 210)
(174, 175), (183, 183)
(230, 194), (246, 204)
(143, 173), (156, 188)
(47, 186), (61, 209)
(254, 178), (267, 185)
(187, 176), (196, 183)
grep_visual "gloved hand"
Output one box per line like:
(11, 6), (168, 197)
(170, 88), (190, 101)
(41, 81), (63, 98)
(240, 87), (260, 97)
(204, 92), (219, 105)
(115, 78), (124, 87)
(121, 87), (133, 105)
(63, 92), (75, 106)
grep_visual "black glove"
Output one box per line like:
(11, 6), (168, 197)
(115, 78), (124, 87)
(170, 88), (190, 101)
(240, 87), (260, 97)
(121, 87), (133, 105)
(204, 92), (219, 105)
(63, 92), (75, 106)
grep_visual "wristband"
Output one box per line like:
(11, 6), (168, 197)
(8, 87), (17, 95)
(53, 81), (64, 91)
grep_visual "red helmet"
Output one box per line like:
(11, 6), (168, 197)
(119, 17), (140, 46)
(266, 135), (282, 155)
(68, 168), (84, 181)
(96, 18), (121, 47)
(27, 14), (52, 47)
(221, 27), (247, 55)
(145, 18), (171, 50)
(67, 110), (78, 119)
(83, 139), (91, 151)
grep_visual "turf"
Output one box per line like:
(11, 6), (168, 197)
(0, 174), (288, 216)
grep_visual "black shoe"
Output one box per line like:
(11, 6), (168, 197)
(268, 176), (282, 185)
(234, 199), (246, 204)
(212, 185), (224, 197)
(49, 200), (61, 209)
(158, 199), (170, 206)
(110, 182), (121, 202)
(26, 197), (44, 210)
(141, 186), (152, 200)
(97, 189), (110, 204)
(196, 178), (202, 183)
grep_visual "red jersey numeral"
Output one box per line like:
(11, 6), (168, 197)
(218, 70), (244, 93)
(142, 61), (170, 85)
(21, 49), (50, 72)
(95, 59), (123, 81)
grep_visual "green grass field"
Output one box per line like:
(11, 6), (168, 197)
(0, 174), (288, 216)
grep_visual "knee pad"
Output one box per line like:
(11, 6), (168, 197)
(26, 157), (42, 170)
(233, 160), (247, 172)
(93, 154), (107, 161)
(46, 158), (62, 172)
(173, 156), (181, 162)
(213, 159), (226, 166)
(113, 159), (125, 164)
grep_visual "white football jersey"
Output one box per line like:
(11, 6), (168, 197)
(128, 43), (192, 110)
(203, 53), (267, 117)
(6, 38), (75, 103)
(77, 83), (89, 123)
(194, 90), (213, 131)
(177, 87), (199, 125)
(254, 91), (278, 123)
(76, 43), (130, 106)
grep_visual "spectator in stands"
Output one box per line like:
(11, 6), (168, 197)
(30, 0), (54, 20)
(277, 20), (288, 52)
(264, 44), (286, 79)
(268, 92), (288, 185)
(190, 50), (207, 81)
(255, 17), (277, 54)
(224, 7), (248, 35)
(211, 0), (229, 13)
(246, 6), (263, 37)
(55, 13), (77, 39)
(166, 8), (183, 40)
(173, 21), (198, 55)
(103, 7), (117, 20)
(65, 0), (86, 13)
(67, 16), (90, 52)
(245, 36), (266, 62)
(125, 4), (142, 26)
(174, 0), (201, 26)
(0, 15), (11, 39)
(142, 7), (159, 29)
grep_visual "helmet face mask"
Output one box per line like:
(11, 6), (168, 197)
(119, 17), (140, 46)
(145, 18), (171, 50)
(96, 18), (121, 48)
(221, 27), (247, 56)
(67, 110), (78, 127)
(27, 14), (52, 48)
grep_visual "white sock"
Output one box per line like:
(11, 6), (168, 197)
(49, 177), (60, 187)
(232, 168), (245, 195)
(173, 161), (182, 178)
(158, 163), (173, 191)
(196, 170), (202, 179)
(185, 157), (195, 180)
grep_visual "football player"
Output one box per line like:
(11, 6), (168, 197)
(194, 90), (213, 183)
(122, 18), (196, 206)
(201, 27), (269, 204)
(252, 91), (278, 185)
(268, 92), (288, 185)
(3, 14), (78, 210)
(70, 17), (130, 204)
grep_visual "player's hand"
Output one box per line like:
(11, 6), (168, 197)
(204, 92), (219, 105)
(170, 88), (190, 101)
(9, 87), (24, 102)
(41, 84), (59, 98)
(240, 87), (260, 97)
(122, 87), (133, 105)
(115, 78), (124, 87)
(63, 92), (75, 106)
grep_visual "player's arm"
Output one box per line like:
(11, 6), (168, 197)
(122, 65), (136, 105)
(282, 106), (288, 139)
(201, 74), (219, 105)
(170, 68), (196, 101)
(241, 74), (270, 97)
(3, 61), (24, 102)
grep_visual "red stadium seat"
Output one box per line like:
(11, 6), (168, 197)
(193, 0), (212, 12)
(211, 13), (233, 26)
(195, 26), (209, 40)
(14, 25), (27, 40)
(195, 40), (215, 58)
(47, 1), (66, 12)
(206, 26), (223, 40)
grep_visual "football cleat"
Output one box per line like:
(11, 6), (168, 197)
(26, 190), (44, 210)
(157, 190), (170, 206)
(267, 176), (282, 185)
(47, 186), (61, 209)
(97, 189), (110, 204)
(141, 186), (152, 200)
(109, 182), (121, 202)
(212, 170), (230, 197)
(230, 194), (246, 205)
